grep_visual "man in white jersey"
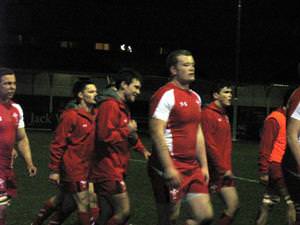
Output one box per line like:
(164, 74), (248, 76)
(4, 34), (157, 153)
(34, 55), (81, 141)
(148, 49), (213, 225)
(282, 84), (300, 225)
(0, 67), (37, 225)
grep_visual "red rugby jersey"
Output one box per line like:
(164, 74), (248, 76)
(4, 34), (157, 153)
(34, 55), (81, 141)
(0, 101), (24, 170)
(282, 87), (300, 174)
(149, 82), (202, 170)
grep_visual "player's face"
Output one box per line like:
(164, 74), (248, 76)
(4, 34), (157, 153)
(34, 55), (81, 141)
(214, 87), (232, 107)
(171, 55), (195, 84)
(124, 78), (141, 103)
(80, 84), (98, 106)
(0, 74), (16, 101)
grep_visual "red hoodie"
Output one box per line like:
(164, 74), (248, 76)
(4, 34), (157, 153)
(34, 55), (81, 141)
(201, 102), (232, 175)
(90, 97), (146, 182)
(49, 107), (96, 182)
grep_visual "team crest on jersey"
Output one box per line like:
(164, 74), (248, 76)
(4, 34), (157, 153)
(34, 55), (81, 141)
(82, 124), (87, 128)
(218, 118), (222, 122)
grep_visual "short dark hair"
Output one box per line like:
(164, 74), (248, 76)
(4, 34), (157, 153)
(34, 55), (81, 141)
(72, 79), (95, 98)
(211, 80), (233, 95)
(0, 67), (15, 79)
(166, 49), (193, 70)
(114, 68), (142, 89)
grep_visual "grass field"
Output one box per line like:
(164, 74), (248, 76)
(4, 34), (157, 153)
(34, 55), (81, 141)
(7, 131), (290, 225)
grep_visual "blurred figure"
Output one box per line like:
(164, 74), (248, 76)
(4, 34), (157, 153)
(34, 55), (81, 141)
(90, 68), (150, 225)
(0, 67), (37, 225)
(201, 82), (239, 225)
(255, 91), (295, 225)
(48, 79), (98, 225)
(282, 85), (300, 225)
(148, 49), (213, 225)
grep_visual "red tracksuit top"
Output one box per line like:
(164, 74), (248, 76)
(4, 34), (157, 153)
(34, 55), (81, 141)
(49, 107), (96, 182)
(201, 102), (232, 174)
(258, 108), (286, 174)
(90, 97), (146, 182)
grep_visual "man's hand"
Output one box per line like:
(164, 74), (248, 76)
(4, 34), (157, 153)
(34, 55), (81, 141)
(10, 148), (18, 169)
(259, 174), (269, 186)
(164, 167), (182, 188)
(224, 170), (234, 179)
(128, 120), (138, 133)
(142, 149), (151, 160)
(27, 164), (37, 176)
(201, 167), (210, 184)
(49, 172), (60, 185)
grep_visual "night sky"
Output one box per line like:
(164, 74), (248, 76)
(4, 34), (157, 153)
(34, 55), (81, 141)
(2, 0), (300, 85)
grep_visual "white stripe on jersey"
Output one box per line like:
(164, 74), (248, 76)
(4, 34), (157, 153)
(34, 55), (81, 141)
(291, 102), (300, 121)
(12, 103), (25, 128)
(152, 89), (175, 122)
(165, 128), (174, 156)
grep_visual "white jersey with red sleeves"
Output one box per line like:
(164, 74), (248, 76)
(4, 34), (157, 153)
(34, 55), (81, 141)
(0, 101), (24, 170)
(149, 82), (202, 168)
(282, 86), (300, 173)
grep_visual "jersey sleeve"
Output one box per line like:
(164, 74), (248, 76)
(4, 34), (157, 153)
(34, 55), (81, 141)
(48, 110), (76, 172)
(12, 103), (25, 128)
(150, 89), (175, 121)
(290, 102), (300, 120)
(258, 118), (279, 174)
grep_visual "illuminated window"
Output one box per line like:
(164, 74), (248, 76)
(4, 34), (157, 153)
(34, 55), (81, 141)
(159, 47), (167, 55)
(95, 43), (110, 51)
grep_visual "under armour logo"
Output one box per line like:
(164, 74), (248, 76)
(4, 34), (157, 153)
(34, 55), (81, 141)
(218, 118), (222, 122)
(179, 101), (188, 107)
(82, 124), (87, 127)
(0, 116), (2, 122)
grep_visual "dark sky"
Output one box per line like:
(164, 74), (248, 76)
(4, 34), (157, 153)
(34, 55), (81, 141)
(2, 0), (300, 84)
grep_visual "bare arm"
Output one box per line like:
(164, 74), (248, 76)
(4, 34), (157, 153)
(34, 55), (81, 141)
(16, 128), (37, 176)
(149, 118), (182, 187)
(287, 117), (300, 166)
(196, 124), (209, 183)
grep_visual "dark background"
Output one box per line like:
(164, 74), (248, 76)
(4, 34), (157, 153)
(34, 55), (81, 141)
(1, 0), (300, 84)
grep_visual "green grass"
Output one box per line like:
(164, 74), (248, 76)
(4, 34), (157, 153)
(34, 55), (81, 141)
(6, 131), (291, 225)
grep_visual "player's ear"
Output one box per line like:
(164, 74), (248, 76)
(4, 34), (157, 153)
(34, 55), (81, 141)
(78, 91), (83, 99)
(120, 81), (128, 90)
(170, 65), (177, 76)
(213, 92), (219, 100)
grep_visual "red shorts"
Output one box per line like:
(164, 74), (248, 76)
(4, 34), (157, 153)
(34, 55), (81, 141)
(94, 179), (127, 196)
(0, 170), (17, 197)
(148, 166), (208, 204)
(60, 180), (89, 193)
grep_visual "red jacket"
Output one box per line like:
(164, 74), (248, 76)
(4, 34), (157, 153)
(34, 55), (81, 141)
(259, 107), (286, 174)
(201, 102), (232, 175)
(90, 97), (146, 182)
(48, 107), (96, 182)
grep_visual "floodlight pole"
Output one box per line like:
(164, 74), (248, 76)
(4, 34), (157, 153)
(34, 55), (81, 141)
(232, 0), (242, 141)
